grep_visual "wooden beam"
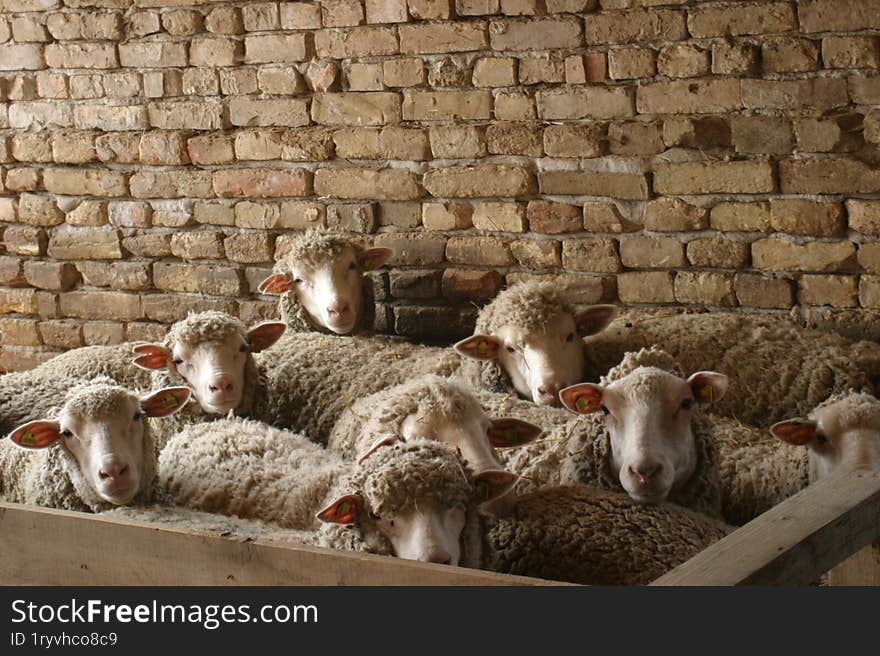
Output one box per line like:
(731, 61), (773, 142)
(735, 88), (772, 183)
(827, 542), (880, 586)
(0, 502), (566, 586)
(651, 469), (880, 586)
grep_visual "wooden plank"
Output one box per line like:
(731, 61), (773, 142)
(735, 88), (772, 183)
(827, 542), (880, 586)
(0, 502), (567, 586)
(651, 469), (880, 586)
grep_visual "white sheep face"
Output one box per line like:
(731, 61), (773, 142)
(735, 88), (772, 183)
(8, 387), (190, 506)
(771, 396), (880, 482)
(561, 369), (728, 505)
(455, 305), (617, 406)
(260, 247), (392, 334)
(376, 502), (467, 565)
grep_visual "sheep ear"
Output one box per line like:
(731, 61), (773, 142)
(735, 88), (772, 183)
(454, 334), (501, 361)
(559, 383), (604, 414)
(247, 321), (286, 352)
(316, 494), (363, 525)
(575, 305), (618, 336)
(473, 470), (519, 503)
(258, 273), (294, 295)
(358, 247), (393, 271)
(688, 371), (729, 404)
(132, 344), (172, 371)
(487, 418), (543, 448)
(140, 387), (191, 417)
(8, 420), (62, 450)
(357, 433), (400, 464)
(771, 419), (818, 446)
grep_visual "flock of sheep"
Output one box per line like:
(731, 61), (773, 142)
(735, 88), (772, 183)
(3, 230), (880, 585)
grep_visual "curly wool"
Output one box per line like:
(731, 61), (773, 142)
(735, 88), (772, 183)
(486, 348), (728, 518)
(459, 281), (581, 395)
(254, 333), (462, 445)
(32, 344), (154, 391)
(0, 373), (83, 437)
(274, 231), (376, 335)
(480, 486), (732, 585)
(585, 311), (880, 427)
(164, 310), (248, 348)
(0, 380), (159, 513)
(328, 375), (486, 460)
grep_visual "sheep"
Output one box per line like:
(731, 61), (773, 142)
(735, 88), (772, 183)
(718, 391), (880, 525)
(132, 311), (286, 446)
(159, 421), (515, 565)
(584, 311), (880, 427)
(31, 344), (155, 390)
(0, 378), (190, 513)
(254, 332), (461, 445)
(480, 348), (738, 518)
(453, 281), (617, 406)
(327, 374), (542, 474)
(258, 230), (392, 335)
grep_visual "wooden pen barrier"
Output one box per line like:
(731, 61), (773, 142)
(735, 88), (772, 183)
(2, 469), (879, 586)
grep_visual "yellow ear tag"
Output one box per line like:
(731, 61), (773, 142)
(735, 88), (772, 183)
(162, 394), (178, 408)
(20, 431), (35, 447)
(476, 340), (491, 355)
(362, 258), (375, 270)
(697, 385), (714, 403)
(575, 396), (593, 412)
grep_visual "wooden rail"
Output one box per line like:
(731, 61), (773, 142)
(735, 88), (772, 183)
(0, 502), (566, 586)
(652, 469), (880, 586)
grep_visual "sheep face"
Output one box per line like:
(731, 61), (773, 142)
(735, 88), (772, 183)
(771, 394), (880, 482)
(260, 246), (392, 335)
(134, 321), (285, 415)
(8, 386), (190, 505)
(561, 368), (728, 504)
(456, 305), (616, 406)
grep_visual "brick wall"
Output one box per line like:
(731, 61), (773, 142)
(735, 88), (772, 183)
(1, 0), (880, 370)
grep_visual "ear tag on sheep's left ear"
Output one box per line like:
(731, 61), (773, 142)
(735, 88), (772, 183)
(140, 387), (191, 417)
(8, 421), (62, 450)
(487, 418), (543, 448)
(454, 335), (499, 361)
(316, 495), (363, 525)
(559, 384), (604, 415)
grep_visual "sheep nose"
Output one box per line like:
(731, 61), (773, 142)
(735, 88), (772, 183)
(629, 464), (662, 485)
(327, 303), (350, 317)
(537, 384), (562, 406)
(99, 463), (129, 481)
(208, 379), (234, 394)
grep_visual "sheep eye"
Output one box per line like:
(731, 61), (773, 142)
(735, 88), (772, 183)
(172, 358), (183, 365)
(61, 429), (73, 438)
(506, 346), (516, 354)
(816, 434), (829, 445)
(293, 278), (303, 285)
(348, 261), (357, 270)
(600, 405), (610, 416)
(681, 398), (694, 411)
(133, 411), (143, 421)
(566, 332), (575, 342)
(239, 345), (249, 353)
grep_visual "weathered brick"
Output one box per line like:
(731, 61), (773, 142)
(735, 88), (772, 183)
(543, 124), (604, 157)
(735, 273), (794, 309)
(562, 238), (620, 273)
(442, 268), (502, 302)
(799, 0), (880, 33)
(620, 235), (684, 268)
(769, 199), (844, 237)
(5, 168), (41, 192)
(373, 233), (447, 265)
(823, 36), (880, 69)
(390, 270), (442, 299)
(399, 21), (487, 54)
(148, 101), (224, 130)
(81, 12), (122, 40)
(384, 58), (426, 87)
(76, 262), (151, 290)
(23, 261), (79, 291)
(472, 202), (525, 232)
(583, 201), (638, 233)
(9, 102), (72, 129)
(17, 193), (62, 227)
(187, 134), (235, 166)
(637, 79), (741, 114)
(732, 116), (793, 155)
(213, 168), (312, 198)
(43, 168), (128, 197)
(762, 38), (819, 73)
(95, 132), (140, 164)
(674, 272), (737, 307)
(489, 17), (581, 50)
(712, 43), (759, 75)
(527, 200), (581, 234)
(848, 200), (880, 237)
(617, 271), (675, 304)
(312, 92), (402, 126)
(422, 202), (473, 230)
(447, 236), (512, 266)
(245, 34), (310, 64)
(752, 238), (856, 272)
(654, 161), (775, 195)
(3, 225), (47, 256)
(379, 203), (421, 229)
(799, 274), (859, 308)
(402, 90), (491, 120)
(333, 127), (430, 160)
(327, 203), (378, 233)
(0, 288), (37, 315)
(859, 275), (880, 308)
(687, 239), (750, 269)
(281, 2), (321, 28)
(36, 71), (68, 99)
(315, 168), (421, 201)
(46, 42), (117, 69)
(235, 128), (335, 162)
(122, 233), (173, 258)
(224, 233), (274, 264)
(657, 44), (709, 78)
(190, 36), (240, 67)
(409, 0), (453, 20)
(585, 9), (686, 45)
(39, 320), (84, 349)
(228, 98), (310, 128)
(539, 171), (649, 200)
(0, 318), (41, 346)
(139, 131), (189, 166)
(48, 225), (121, 260)
(154, 262), (243, 297)
(779, 157), (880, 194)
(510, 239), (560, 269)
(60, 290), (141, 321)
(710, 202), (771, 232)
(518, 57), (564, 85)
(644, 198), (707, 232)
(346, 62), (383, 91)
(130, 170), (213, 199)
(688, 2), (796, 37)
(429, 125), (486, 158)
(108, 201), (152, 228)
(486, 122), (542, 156)
(608, 121), (663, 156)
(73, 104), (147, 131)
(119, 42), (186, 68)
(741, 78), (848, 111)
(473, 56), (516, 87)
(424, 165), (534, 198)
(537, 87), (633, 119)
(608, 47), (656, 80)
